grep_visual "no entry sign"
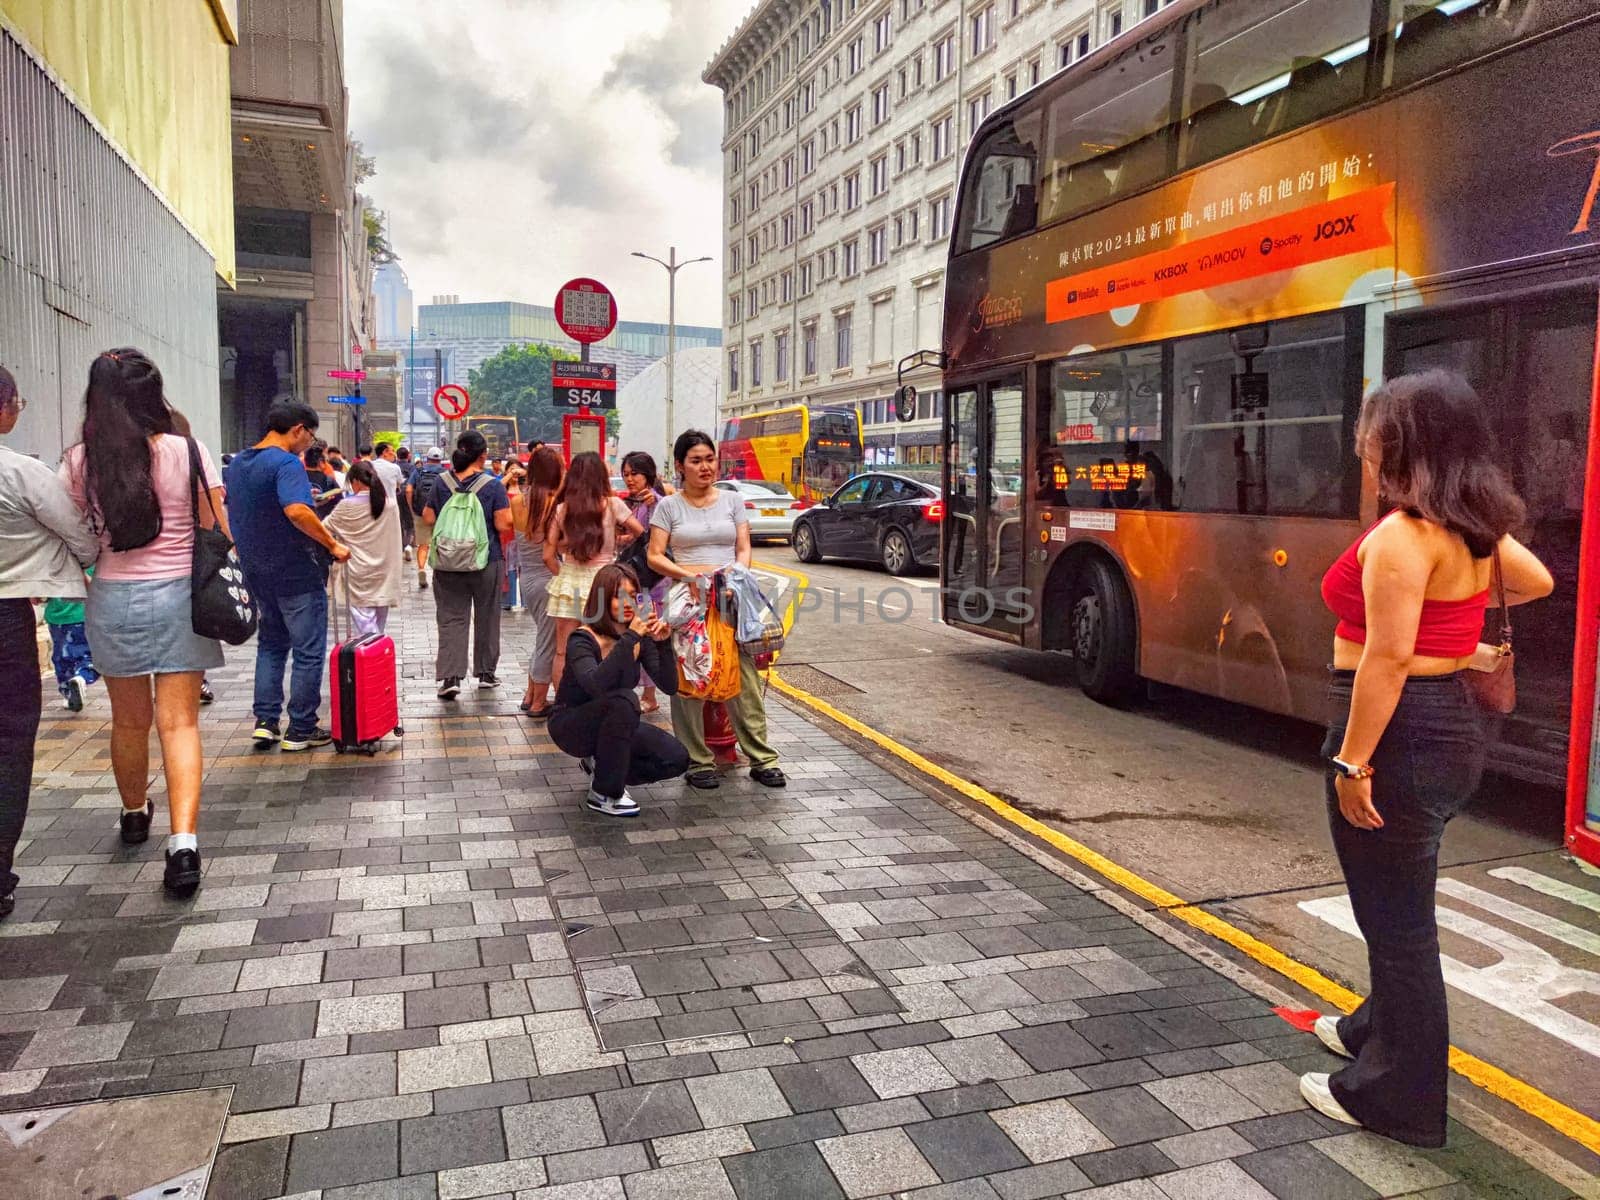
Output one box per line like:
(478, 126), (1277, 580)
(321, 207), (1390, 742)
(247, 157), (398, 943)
(433, 384), (471, 420)
(554, 278), (617, 344)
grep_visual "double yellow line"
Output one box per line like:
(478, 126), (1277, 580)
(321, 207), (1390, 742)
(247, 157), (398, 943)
(754, 559), (1600, 1156)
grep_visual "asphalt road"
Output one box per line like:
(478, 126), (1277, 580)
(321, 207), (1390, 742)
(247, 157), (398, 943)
(754, 544), (1600, 1165)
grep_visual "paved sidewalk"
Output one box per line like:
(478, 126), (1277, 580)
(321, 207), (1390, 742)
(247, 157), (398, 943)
(0, 590), (1575, 1199)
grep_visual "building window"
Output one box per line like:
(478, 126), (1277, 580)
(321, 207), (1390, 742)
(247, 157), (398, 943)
(970, 5), (995, 56)
(775, 331), (790, 382)
(730, 194), (741, 225)
(874, 8), (892, 52)
(968, 92), (991, 138)
(730, 243), (741, 273)
(729, 348), (740, 391)
(931, 112), (954, 160)
(730, 294), (742, 323)
(781, 269), (794, 301)
(870, 154), (889, 196)
(747, 234), (759, 265)
(868, 224), (888, 266)
(835, 312), (853, 369)
(800, 261), (814, 295)
(930, 193), (952, 239)
(749, 340), (763, 388)
(1106, 8), (1122, 38)
(846, 103), (863, 142)
(933, 33), (955, 81)
(845, 172), (861, 209)
(906, 205), (919, 241)
(747, 286), (759, 316)
(802, 77), (817, 112)
(872, 81), (891, 125)
(1028, 57), (1041, 86)
(893, 213), (905, 247)
(801, 200), (815, 234)
(1005, 72), (1018, 100)
(910, 131), (921, 164)
(803, 324), (818, 376)
(843, 238), (860, 277)
(871, 299), (893, 363)
(801, 139), (815, 175)
(848, 34), (865, 74)
(782, 154), (795, 188)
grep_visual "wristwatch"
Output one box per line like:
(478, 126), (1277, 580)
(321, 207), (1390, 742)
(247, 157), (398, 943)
(1329, 756), (1375, 780)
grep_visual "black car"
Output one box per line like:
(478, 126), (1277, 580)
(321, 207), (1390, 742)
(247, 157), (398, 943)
(791, 472), (942, 575)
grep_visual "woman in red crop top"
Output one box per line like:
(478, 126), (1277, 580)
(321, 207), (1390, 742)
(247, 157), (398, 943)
(1301, 371), (1552, 1147)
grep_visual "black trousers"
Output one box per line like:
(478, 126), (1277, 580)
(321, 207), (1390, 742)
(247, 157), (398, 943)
(1322, 669), (1484, 1148)
(549, 695), (688, 799)
(0, 600), (42, 897)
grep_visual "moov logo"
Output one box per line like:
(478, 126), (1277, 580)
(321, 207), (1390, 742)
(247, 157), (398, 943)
(1548, 130), (1600, 235)
(1313, 214), (1358, 242)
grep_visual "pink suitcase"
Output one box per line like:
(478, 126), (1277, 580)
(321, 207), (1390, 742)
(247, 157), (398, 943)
(329, 576), (402, 754)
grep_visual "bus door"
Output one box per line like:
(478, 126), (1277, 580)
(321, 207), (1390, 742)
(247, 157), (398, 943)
(943, 373), (1028, 638)
(1386, 289), (1597, 784)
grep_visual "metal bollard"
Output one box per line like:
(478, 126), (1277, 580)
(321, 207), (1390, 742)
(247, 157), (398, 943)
(704, 700), (741, 766)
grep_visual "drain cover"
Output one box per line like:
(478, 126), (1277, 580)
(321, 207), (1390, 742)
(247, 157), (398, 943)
(0, 1087), (231, 1200)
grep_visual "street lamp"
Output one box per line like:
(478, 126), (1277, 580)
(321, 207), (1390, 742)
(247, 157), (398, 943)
(632, 247), (711, 464)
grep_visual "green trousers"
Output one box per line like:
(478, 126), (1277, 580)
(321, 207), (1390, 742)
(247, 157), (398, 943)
(670, 649), (779, 770)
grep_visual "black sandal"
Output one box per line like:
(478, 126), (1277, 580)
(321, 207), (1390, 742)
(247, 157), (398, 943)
(524, 706), (552, 721)
(686, 769), (720, 790)
(750, 765), (787, 788)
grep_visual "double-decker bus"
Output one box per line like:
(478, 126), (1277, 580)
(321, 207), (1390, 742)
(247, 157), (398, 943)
(464, 415), (519, 460)
(721, 403), (863, 501)
(930, 0), (1600, 863)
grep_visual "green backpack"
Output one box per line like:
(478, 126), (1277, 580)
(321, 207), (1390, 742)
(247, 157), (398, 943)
(431, 472), (491, 572)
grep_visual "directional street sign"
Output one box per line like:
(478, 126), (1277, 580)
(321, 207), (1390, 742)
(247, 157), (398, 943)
(433, 384), (471, 420)
(328, 394), (366, 406)
(553, 361), (617, 411)
(328, 369), (366, 380)
(554, 278), (617, 344)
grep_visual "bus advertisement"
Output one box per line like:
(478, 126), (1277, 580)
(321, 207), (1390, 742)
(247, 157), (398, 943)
(721, 404), (863, 502)
(931, 0), (1600, 863)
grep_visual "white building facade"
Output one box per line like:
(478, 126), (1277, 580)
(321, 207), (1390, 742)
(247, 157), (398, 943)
(704, 0), (1179, 470)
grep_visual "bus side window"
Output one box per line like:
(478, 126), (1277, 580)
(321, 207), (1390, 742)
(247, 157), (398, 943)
(1384, 0), (1574, 89)
(957, 114), (1041, 253)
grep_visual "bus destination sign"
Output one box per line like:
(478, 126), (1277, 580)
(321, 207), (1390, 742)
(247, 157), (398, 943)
(553, 361), (617, 411)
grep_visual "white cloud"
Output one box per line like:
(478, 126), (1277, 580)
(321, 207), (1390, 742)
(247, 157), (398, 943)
(345, 0), (753, 329)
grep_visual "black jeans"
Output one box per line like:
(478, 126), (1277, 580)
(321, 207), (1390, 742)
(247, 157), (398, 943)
(1322, 668), (1484, 1148)
(0, 600), (42, 897)
(434, 562), (502, 680)
(550, 695), (688, 799)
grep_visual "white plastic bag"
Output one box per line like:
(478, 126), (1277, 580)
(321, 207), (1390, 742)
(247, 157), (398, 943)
(665, 580), (713, 688)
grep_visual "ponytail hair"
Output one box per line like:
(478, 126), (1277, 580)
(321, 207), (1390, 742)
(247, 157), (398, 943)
(345, 460), (387, 520)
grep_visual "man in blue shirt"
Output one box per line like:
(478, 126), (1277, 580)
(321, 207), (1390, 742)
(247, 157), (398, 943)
(226, 401), (351, 751)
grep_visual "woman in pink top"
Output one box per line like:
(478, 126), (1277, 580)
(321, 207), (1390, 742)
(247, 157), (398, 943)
(60, 350), (229, 898)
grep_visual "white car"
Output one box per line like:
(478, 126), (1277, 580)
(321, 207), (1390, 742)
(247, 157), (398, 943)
(716, 478), (801, 543)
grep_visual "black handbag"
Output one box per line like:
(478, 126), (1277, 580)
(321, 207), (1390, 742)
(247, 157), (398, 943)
(618, 533), (666, 590)
(187, 438), (258, 645)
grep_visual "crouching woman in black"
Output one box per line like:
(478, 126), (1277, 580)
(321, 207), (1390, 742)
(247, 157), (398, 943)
(549, 563), (688, 816)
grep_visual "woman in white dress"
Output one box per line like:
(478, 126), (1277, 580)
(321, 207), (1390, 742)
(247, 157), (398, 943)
(325, 461), (403, 635)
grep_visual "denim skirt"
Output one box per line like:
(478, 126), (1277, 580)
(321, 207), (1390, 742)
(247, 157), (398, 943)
(85, 577), (225, 676)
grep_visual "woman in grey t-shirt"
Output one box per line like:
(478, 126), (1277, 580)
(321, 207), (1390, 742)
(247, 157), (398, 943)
(648, 430), (785, 790)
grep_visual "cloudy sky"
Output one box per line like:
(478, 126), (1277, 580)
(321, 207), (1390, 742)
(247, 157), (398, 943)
(345, 0), (754, 330)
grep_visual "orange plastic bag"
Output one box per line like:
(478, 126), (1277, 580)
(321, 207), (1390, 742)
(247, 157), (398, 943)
(678, 598), (742, 702)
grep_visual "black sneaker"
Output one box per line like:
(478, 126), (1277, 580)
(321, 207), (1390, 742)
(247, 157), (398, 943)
(281, 726), (332, 752)
(120, 798), (154, 845)
(64, 675), (86, 712)
(437, 677), (461, 700)
(0, 893), (13, 921)
(199, 679), (215, 705)
(163, 848), (202, 897)
(686, 769), (720, 790)
(477, 674), (501, 689)
(252, 719), (281, 750)
(750, 765), (787, 788)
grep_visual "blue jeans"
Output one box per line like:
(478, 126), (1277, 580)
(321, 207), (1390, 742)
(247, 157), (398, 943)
(49, 621), (99, 693)
(253, 588), (328, 733)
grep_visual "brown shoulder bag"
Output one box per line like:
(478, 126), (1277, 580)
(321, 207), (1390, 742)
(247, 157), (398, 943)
(1461, 549), (1514, 715)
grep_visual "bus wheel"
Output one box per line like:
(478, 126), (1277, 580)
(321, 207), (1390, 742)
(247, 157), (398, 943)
(881, 529), (913, 575)
(1070, 558), (1139, 704)
(793, 522), (822, 563)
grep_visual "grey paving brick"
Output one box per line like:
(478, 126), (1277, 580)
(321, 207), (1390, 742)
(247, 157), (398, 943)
(991, 1098), (1114, 1162)
(746, 1109), (845, 1149)
(207, 1135), (290, 1200)
(406, 983), (490, 1027)
(15, 1022), (131, 1069)
(503, 1094), (606, 1157)
(596, 1079), (703, 1143)
(0, 975), (66, 1013)
(431, 1078), (531, 1115)
(324, 946), (405, 982)
(835, 1095), (932, 1133)
(238, 951), (326, 992)
(623, 1159), (736, 1200)
(686, 1067), (792, 1127)
(1000, 1021), (1105, 1072)
(769, 1058), (878, 1112)
(437, 1156), (546, 1199)
(300, 1051), (396, 1103)
(1076, 1143), (1180, 1186)
(1237, 1142), (1380, 1200)
(284, 1120), (399, 1192)
(906, 1113), (1029, 1181)
(989, 1159), (1099, 1200)
(399, 1107), (506, 1174)
(1072, 1085), (1192, 1146)
(396, 1041), (491, 1094)
(850, 1045), (959, 1099)
(928, 1033), (1033, 1084)
(1143, 1073), (1266, 1130)
(1155, 1127), (1256, 1167)
(724, 1142), (846, 1200)
(1233, 1111), (1339, 1150)
(817, 1127), (941, 1198)
(224, 1001), (319, 1048)
(1153, 1159), (1280, 1199)
(147, 961), (242, 1000)
(1312, 1132), (1457, 1194)
(548, 1141), (651, 1184)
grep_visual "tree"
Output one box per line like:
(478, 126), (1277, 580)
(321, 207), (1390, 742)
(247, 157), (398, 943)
(468, 343), (580, 446)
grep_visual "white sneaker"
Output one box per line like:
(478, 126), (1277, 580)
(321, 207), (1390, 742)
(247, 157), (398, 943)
(585, 788), (639, 817)
(1299, 1073), (1361, 1127)
(404, 546), (413, 561)
(1313, 1015), (1353, 1059)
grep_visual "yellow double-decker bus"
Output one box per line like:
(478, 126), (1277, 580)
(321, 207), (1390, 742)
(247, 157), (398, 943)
(720, 404), (863, 502)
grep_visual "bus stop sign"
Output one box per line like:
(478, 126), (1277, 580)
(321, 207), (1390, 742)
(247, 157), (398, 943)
(553, 362), (617, 411)
(554, 278), (617, 344)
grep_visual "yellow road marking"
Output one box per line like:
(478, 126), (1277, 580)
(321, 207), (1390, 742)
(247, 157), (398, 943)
(753, 557), (1600, 1156)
